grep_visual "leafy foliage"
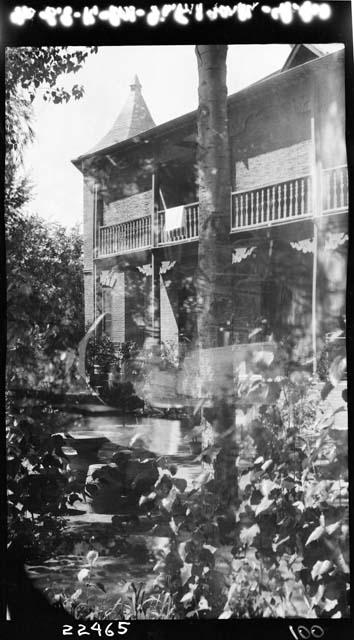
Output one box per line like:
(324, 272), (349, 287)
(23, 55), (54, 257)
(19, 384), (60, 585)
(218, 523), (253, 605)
(112, 359), (348, 618)
(85, 335), (119, 379)
(7, 398), (84, 562)
(5, 47), (97, 154)
(7, 216), (84, 389)
(6, 46), (97, 387)
(6, 46), (96, 565)
(18, 360), (349, 618)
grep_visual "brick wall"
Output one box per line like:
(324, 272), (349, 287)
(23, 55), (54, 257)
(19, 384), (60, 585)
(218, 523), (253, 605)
(83, 176), (95, 270)
(230, 75), (312, 164)
(103, 190), (152, 226)
(235, 140), (312, 191)
(111, 272), (125, 343)
(84, 272), (94, 326)
(83, 176), (95, 326)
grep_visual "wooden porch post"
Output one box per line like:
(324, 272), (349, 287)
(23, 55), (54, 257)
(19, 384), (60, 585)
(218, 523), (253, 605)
(151, 251), (161, 344)
(93, 183), (98, 334)
(311, 82), (322, 377)
(151, 171), (161, 345)
(311, 222), (318, 376)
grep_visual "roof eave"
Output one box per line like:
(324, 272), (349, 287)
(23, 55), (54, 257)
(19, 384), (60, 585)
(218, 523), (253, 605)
(72, 48), (343, 172)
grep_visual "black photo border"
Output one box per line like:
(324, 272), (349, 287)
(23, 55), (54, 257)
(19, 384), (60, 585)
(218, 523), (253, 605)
(1, 1), (353, 639)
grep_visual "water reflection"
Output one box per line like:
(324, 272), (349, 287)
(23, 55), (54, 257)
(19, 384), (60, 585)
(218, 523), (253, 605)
(73, 415), (185, 457)
(67, 411), (200, 493)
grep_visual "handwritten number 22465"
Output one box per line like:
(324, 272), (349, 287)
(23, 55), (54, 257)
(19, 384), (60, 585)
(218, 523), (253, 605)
(62, 623), (130, 636)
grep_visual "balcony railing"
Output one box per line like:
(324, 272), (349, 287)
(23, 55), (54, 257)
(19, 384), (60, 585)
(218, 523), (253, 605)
(158, 202), (199, 245)
(97, 166), (347, 256)
(99, 215), (151, 257)
(322, 165), (348, 214)
(231, 175), (312, 231)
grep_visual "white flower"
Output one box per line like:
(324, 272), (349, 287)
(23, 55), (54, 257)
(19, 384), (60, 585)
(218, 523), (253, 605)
(71, 589), (82, 601)
(86, 550), (99, 566)
(198, 596), (211, 610)
(77, 568), (90, 582)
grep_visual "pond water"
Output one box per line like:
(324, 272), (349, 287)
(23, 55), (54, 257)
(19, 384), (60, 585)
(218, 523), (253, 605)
(26, 534), (168, 616)
(73, 411), (189, 456)
(68, 409), (202, 492)
(26, 409), (202, 608)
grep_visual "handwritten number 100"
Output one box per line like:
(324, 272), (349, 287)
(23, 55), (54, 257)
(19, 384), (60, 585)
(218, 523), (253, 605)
(289, 626), (324, 640)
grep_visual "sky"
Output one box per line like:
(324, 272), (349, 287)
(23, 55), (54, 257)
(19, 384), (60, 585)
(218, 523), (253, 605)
(22, 44), (343, 229)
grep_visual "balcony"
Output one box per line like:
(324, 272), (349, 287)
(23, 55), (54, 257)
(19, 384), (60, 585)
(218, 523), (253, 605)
(98, 215), (151, 257)
(231, 175), (312, 231)
(231, 165), (348, 232)
(158, 202), (199, 245)
(97, 166), (347, 257)
(322, 165), (348, 214)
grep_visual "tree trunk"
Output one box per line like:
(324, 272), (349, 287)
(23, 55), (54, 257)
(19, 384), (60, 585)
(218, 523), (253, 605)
(195, 45), (237, 509)
(195, 44), (231, 353)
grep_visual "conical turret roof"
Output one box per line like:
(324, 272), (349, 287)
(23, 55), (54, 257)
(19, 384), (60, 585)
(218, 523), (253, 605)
(88, 75), (155, 155)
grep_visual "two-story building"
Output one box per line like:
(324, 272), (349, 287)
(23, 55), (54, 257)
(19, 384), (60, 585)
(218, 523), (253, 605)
(73, 44), (348, 385)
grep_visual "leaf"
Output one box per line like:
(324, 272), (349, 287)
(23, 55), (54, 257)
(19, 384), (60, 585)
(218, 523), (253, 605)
(203, 544), (217, 554)
(305, 526), (325, 546)
(254, 456), (264, 465)
(248, 327), (263, 339)
(290, 370), (311, 386)
(273, 536), (290, 551)
(198, 596), (211, 611)
(173, 478), (187, 493)
(326, 521), (341, 536)
(153, 560), (164, 572)
(311, 560), (332, 580)
(192, 469), (213, 490)
(261, 460), (273, 472)
(161, 486), (178, 512)
(95, 582), (106, 593)
(291, 559), (304, 573)
(178, 541), (188, 562)
(255, 496), (274, 516)
(169, 517), (179, 535)
(180, 563), (193, 586)
(219, 610), (233, 619)
(260, 478), (277, 496)
(180, 590), (194, 604)
(119, 582), (132, 594)
(253, 350), (274, 366)
(329, 356), (346, 387)
(239, 524), (260, 546)
(321, 381), (334, 400)
(323, 598), (338, 612)
(139, 492), (156, 506)
(239, 471), (253, 491)
(61, 446), (78, 456)
(310, 583), (325, 606)
(226, 581), (238, 605)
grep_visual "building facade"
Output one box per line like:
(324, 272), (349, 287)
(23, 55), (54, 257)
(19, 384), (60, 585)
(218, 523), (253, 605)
(73, 45), (348, 383)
